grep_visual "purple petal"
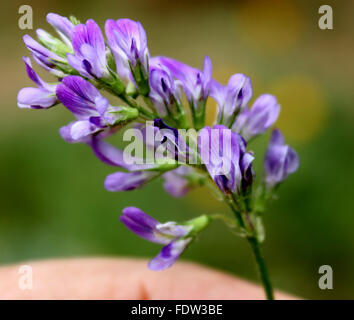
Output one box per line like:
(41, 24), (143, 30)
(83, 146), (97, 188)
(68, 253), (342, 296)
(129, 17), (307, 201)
(240, 94), (280, 140)
(89, 135), (157, 171)
(46, 13), (74, 46)
(31, 53), (65, 77)
(210, 79), (227, 109)
(162, 167), (194, 197)
(149, 65), (180, 117)
(104, 170), (159, 191)
(285, 147), (299, 175)
(23, 34), (66, 63)
(198, 125), (241, 193)
(120, 207), (167, 244)
(60, 120), (100, 143)
(231, 108), (250, 133)
(56, 76), (100, 119)
(90, 135), (126, 166)
(152, 56), (210, 104)
(17, 87), (57, 109)
(148, 238), (191, 271)
(270, 127), (284, 145)
(112, 19), (149, 69)
(202, 55), (212, 97)
(212, 73), (252, 126)
(105, 19), (131, 81)
(66, 53), (92, 78)
(264, 129), (299, 187)
(70, 20), (108, 78)
(22, 56), (47, 88)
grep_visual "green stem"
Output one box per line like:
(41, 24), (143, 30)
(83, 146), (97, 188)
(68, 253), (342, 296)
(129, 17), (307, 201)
(227, 195), (274, 300)
(247, 236), (274, 300)
(120, 94), (156, 119)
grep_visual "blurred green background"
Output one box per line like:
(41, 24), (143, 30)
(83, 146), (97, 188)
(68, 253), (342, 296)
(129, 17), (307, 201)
(1, 0), (353, 299)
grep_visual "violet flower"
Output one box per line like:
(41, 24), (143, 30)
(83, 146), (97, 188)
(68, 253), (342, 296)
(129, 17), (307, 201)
(105, 19), (149, 93)
(149, 63), (181, 119)
(232, 94), (280, 141)
(120, 207), (210, 270)
(264, 129), (299, 188)
(17, 57), (58, 109)
(198, 125), (254, 195)
(57, 76), (138, 143)
(210, 74), (252, 128)
(67, 19), (110, 79)
(152, 55), (212, 129)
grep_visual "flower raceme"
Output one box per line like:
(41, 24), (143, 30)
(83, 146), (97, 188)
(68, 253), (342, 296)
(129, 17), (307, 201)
(18, 12), (299, 277)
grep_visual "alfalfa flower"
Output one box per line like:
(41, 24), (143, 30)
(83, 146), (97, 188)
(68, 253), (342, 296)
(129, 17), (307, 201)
(153, 55), (212, 129)
(264, 129), (299, 189)
(105, 19), (149, 95)
(120, 207), (210, 270)
(67, 19), (111, 79)
(17, 56), (58, 109)
(46, 13), (75, 49)
(148, 63), (187, 127)
(232, 94), (280, 141)
(57, 76), (138, 142)
(198, 125), (254, 196)
(210, 74), (252, 128)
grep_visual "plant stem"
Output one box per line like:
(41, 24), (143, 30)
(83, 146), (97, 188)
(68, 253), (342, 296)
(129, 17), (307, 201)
(227, 195), (274, 300)
(247, 236), (274, 300)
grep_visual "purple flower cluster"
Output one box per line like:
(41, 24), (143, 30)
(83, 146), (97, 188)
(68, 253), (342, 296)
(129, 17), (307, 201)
(18, 13), (299, 271)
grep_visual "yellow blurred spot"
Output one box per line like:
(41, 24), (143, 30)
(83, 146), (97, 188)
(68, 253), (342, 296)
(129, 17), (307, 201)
(186, 187), (225, 213)
(269, 75), (328, 143)
(205, 98), (217, 126)
(236, 0), (304, 53)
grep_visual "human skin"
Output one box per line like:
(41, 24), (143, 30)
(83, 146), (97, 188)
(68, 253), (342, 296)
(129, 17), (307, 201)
(0, 258), (294, 300)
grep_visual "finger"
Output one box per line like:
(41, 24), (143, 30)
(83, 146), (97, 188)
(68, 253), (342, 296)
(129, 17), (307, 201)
(0, 257), (295, 300)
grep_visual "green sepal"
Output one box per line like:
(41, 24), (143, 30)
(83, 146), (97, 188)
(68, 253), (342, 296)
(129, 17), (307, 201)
(183, 215), (211, 236)
(109, 106), (139, 124)
(129, 58), (150, 96)
(126, 81), (138, 98)
(69, 15), (81, 26)
(38, 30), (72, 58)
(254, 215), (265, 243)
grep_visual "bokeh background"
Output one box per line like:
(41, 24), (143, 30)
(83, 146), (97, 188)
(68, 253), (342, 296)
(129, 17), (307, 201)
(1, 0), (353, 299)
